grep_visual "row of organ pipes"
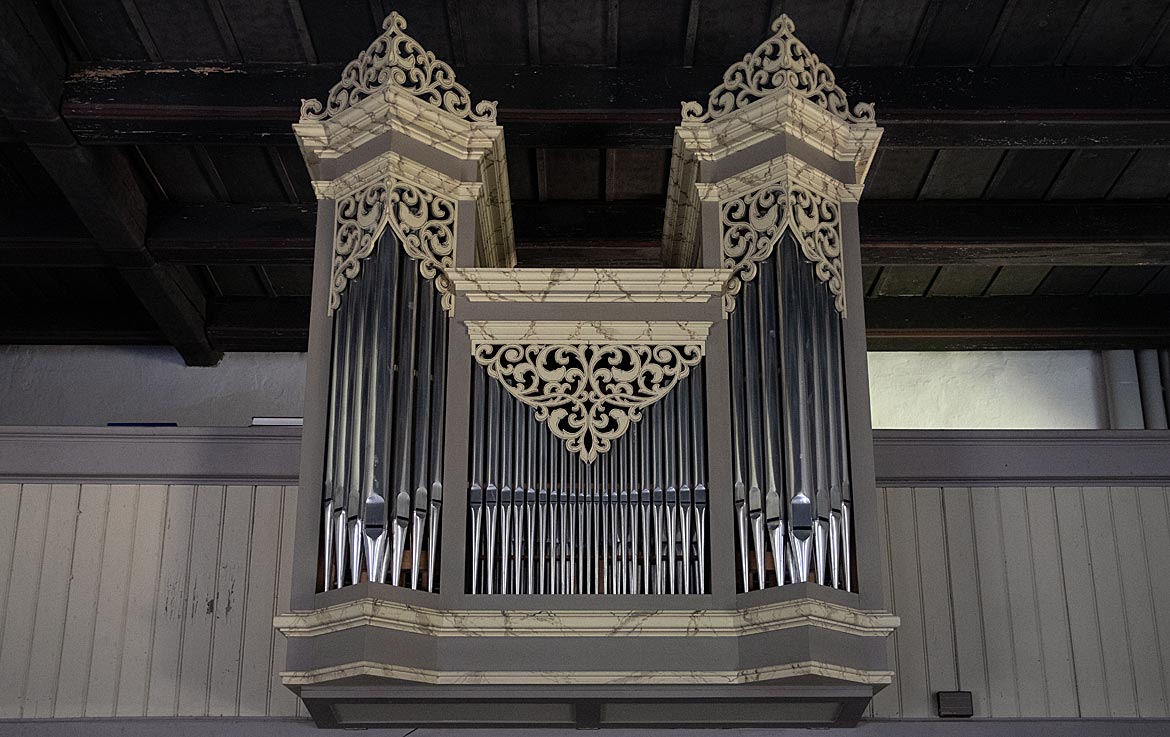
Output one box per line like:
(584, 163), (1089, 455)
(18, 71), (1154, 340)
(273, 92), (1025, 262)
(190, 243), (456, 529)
(321, 232), (447, 592)
(730, 238), (854, 592)
(318, 234), (854, 596)
(467, 366), (710, 595)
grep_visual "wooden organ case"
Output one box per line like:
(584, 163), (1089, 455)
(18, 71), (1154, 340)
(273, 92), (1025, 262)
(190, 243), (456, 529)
(278, 11), (898, 728)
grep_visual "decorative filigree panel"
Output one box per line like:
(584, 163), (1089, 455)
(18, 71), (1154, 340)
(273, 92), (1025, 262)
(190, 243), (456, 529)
(681, 15), (874, 126)
(332, 177), (456, 314)
(472, 343), (704, 463)
(721, 183), (844, 315)
(300, 12), (496, 124)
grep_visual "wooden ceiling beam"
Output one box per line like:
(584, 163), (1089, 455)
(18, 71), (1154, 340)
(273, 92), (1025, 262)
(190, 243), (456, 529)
(865, 295), (1170, 350)
(60, 63), (1170, 148)
(4, 201), (1170, 267)
(203, 294), (1170, 352)
(0, 1), (220, 365)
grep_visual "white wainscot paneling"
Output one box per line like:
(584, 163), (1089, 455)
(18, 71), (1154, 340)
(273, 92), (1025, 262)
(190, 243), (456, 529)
(0, 483), (301, 719)
(873, 485), (1170, 719)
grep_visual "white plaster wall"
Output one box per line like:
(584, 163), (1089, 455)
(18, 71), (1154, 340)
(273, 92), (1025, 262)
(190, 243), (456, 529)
(0, 345), (1107, 429)
(867, 350), (1108, 429)
(0, 345), (305, 427)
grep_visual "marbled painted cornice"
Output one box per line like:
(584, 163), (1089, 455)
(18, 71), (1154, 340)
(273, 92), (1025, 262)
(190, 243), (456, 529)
(274, 597), (899, 639)
(465, 320), (711, 346)
(451, 268), (729, 304)
(281, 660), (894, 687)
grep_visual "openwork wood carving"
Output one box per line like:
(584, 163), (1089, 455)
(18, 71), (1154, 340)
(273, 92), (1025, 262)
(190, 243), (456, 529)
(300, 12), (497, 124)
(722, 183), (844, 315)
(681, 15), (874, 125)
(472, 343), (704, 463)
(332, 178), (456, 314)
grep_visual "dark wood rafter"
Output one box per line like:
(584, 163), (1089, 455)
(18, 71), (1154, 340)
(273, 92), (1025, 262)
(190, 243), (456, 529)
(59, 63), (1170, 148)
(200, 294), (1170, 353)
(0, 0), (220, 365)
(3, 201), (1169, 268)
(865, 295), (1170, 351)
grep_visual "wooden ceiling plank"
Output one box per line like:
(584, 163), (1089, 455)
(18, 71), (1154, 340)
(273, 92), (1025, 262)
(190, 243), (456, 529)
(58, 63), (1170, 148)
(0, 0), (219, 364)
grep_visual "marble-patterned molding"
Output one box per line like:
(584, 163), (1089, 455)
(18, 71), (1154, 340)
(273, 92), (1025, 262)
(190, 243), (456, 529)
(274, 597), (900, 640)
(281, 659), (894, 687)
(294, 84), (503, 169)
(676, 90), (883, 187)
(465, 320), (712, 346)
(450, 268), (729, 304)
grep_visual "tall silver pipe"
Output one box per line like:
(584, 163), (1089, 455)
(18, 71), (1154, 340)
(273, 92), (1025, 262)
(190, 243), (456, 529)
(789, 245), (815, 583)
(759, 258), (786, 587)
(677, 378), (693, 595)
(322, 268), (344, 590)
(390, 268), (419, 587)
(651, 404), (666, 594)
(409, 280), (435, 590)
(664, 391), (679, 594)
(362, 244), (391, 585)
(729, 303), (750, 592)
(690, 363), (708, 594)
(537, 423), (549, 595)
(500, 393), (514, 594)
(469, 366), (484, 593)
(742, 279), (767, 590)
(484, 377), (500, 594)
(809, 265), (831, 587)
(426, 294), (447, 592)
(346, 267), (371, 586)
(513, 401), (526, 595)
(330, 256), (356, 590)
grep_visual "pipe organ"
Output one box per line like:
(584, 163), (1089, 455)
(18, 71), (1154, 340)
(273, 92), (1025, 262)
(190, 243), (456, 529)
(281, 11), (898, 728)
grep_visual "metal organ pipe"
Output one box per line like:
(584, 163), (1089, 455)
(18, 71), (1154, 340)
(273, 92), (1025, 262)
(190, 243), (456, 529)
(726, 239), (855, 593)
(319, 233), (447, 593)
(465, 365), (709, 596)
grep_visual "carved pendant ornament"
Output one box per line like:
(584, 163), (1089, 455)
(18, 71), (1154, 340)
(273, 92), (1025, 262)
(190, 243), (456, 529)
(332, 177), (456, 315)
(473, 343), (704, 463)
(681, 15), (874, 125)
(721, 183), (845, 316)
(300, 12), (496, 124)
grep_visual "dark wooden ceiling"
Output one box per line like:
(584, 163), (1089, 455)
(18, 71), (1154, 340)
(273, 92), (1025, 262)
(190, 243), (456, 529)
(2, 0), (1170, 363)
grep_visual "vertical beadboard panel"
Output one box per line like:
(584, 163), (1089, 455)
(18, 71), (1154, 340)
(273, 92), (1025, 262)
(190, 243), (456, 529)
(1024, 486), (1077, 716)
(55, 484), (110, 717)
(1138, 487), (1170, 713)
(914, 488), (958, 701)
(941, 487), (989, 716)
(0, 484), (51, 717)
(997, 486), (1046, 715)
(869, 487), (900, 718)
(971, 488), (1020, 716)
(0, 485), (24, 688)
(208, 485), (254, 715)
(885, 487), (929, 716)
(177, 485), (225, 715)
(22, 484), (81, 718)
(1112, 486), (1169, 716)
(239, 485), (282, 716)
(146, 484), (195, 716)
(0, 481), (303, 721)
(1083, 486), (1139, 716)
(86, 484), (139, 716)
(116, 484), (168, 716)
(268, 485), (300, 717)
(1054, 486), (1111, 716)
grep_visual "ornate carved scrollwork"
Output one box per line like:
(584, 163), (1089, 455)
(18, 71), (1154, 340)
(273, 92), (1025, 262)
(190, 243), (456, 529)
(300, 12), (496, 124)
(681, 15), (874, 125)
(721, 183), (844, 315)
(332, 177), (456, 314)
(472, 343), (704, 463)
